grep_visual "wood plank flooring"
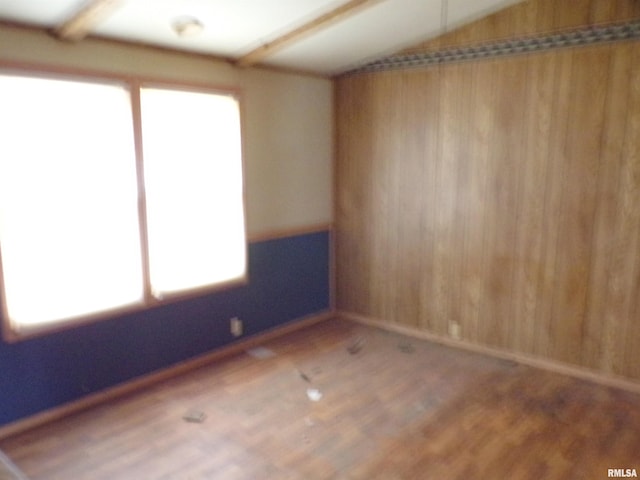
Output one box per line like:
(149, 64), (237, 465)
(1, 317), (639, 479)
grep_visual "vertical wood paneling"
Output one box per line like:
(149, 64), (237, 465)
(335, 76), (374, 316)
(582, 45), (628, 371)
(371, 74), (398, 323)
(336, 33), (640, 380)
(390, 75), (422, 327)
(623, 49), (640, 379)
(395, 73), (430, 328)
(609, 43), (640, 377)
(531, 51), (572, 360)
(590, 0), (617, 24)
(434, 65), (473, 333)
(597, 43), (636, 376)
(480, 57), (528, 350)
(552, 0), (592, 30)
(548, 46), (609, 365)
(460, 60), (492, 344)
(415, 70), (441, 332)
(433, 63), (466, 336)
(455, 65), (481, 341)
(615, 0), (640, 20)
(511, 52), (554, 355)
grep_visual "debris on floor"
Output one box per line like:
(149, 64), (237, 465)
(298, 369), (312, 383)
(347, 336), (365, 354)
(246, 346), (277, 359)
(398, 341), (415, 354)
(306, 388), (323, 402)
(182, 410), (207, 423)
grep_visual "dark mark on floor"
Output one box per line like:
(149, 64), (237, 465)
(182, 410), (206, 423)
(347, 336), (365, 354)
(398, 342), (414, 354)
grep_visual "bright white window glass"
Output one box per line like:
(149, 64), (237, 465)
(140, 87), (246, 296)
(0, 74), (144, 327)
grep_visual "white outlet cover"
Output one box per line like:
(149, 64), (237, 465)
(449, 322), (461, 339)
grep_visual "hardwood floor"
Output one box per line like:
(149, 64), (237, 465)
(1, 317), (639, 479)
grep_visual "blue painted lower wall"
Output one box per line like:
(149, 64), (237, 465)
(0, 230), (330, 427)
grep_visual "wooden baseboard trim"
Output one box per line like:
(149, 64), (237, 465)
(339, 311), (640, 395)
(0, 310), (334, 441)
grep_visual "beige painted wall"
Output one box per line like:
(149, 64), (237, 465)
(240, 68), (333, 235)
(0, 24), (333, 238)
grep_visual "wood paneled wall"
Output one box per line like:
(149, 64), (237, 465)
(335, 5), (640, 380)
(405, 0), (640, 54)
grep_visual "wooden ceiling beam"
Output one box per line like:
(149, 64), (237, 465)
(54, 0), (125, 41)
(236, 0), (386, 68)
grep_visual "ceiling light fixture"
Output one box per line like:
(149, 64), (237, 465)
(171, 16), (204, 37)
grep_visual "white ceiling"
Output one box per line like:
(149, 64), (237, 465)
(0, 0), (523, 76)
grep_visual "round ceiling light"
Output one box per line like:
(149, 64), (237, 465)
(171, 16), (204, 37)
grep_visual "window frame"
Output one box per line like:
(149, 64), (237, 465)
(0, 63), (248, 342)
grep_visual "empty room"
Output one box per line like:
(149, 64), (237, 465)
(0, 0), (639, 478)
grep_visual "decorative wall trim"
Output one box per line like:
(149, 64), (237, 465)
(247, 223), (333, 243)
(339, 311), (640, 395)
(345, 20), (640, 75)
(0, 311), (334, 441)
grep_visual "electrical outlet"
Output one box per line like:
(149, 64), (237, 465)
(449, 321), (461, 340)
(230, 317), (243, 337)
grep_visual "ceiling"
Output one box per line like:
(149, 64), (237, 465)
(0, 0), (523, 76)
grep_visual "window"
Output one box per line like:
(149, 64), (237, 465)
(0, 71), (246, 338)
(140, 87), (246, 297)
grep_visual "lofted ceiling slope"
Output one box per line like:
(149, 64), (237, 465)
(0, 0), (524, 75)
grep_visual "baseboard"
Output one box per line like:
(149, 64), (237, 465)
(0, 310), (334, 441)
(339, 311), (640, 395)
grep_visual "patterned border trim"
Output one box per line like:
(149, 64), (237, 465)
(344, 20), (640, 75)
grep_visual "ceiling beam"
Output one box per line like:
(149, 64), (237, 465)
(54, 0), (125, 41)
(236, 0), (386, 68)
